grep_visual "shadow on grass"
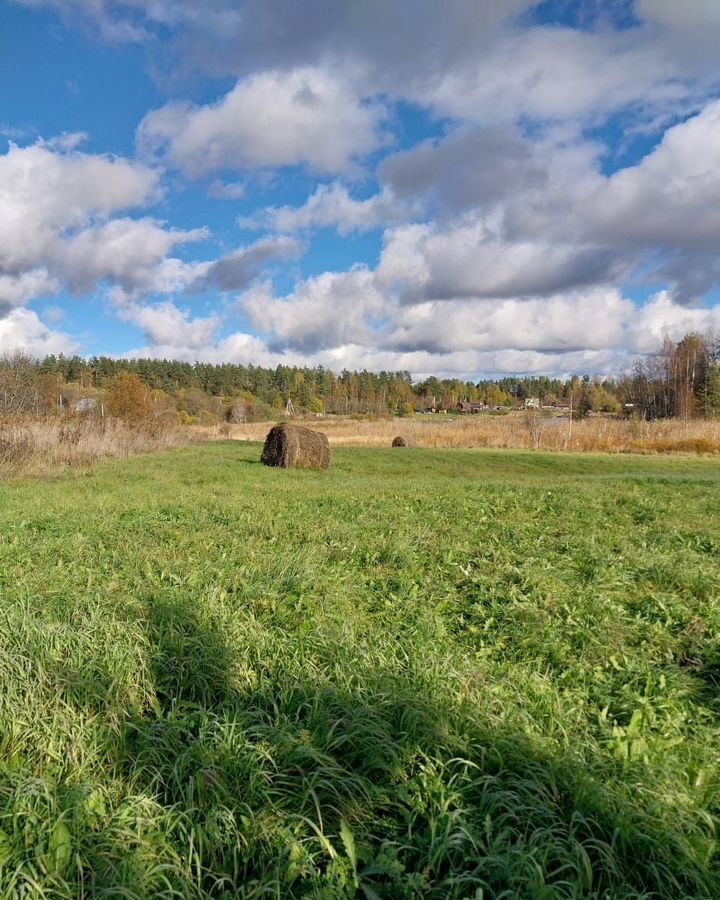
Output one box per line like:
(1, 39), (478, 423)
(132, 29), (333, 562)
(31, 594), (715, 897)
(59, 594), (712, 900)
(687, 657), (720, 725)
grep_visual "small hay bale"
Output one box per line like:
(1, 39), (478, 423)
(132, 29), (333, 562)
(392, 436), (408, 447)
(261, 423), (330, 469)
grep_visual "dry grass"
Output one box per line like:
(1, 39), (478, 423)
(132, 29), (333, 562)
(0, 416), (200, 474)
(201, 414), (720, 455)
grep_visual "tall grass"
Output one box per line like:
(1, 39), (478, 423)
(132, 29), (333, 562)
(206, 414), (720, 454)
(0, 444), (719, 896)
(0, 416), (198, 473)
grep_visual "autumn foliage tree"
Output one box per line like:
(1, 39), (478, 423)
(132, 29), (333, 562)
(106, 372), (153, 423)
(0, 352), (43, 415)
(629, 333), (709, 419)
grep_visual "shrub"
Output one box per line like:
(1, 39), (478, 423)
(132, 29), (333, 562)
(106, 372), (153, 423)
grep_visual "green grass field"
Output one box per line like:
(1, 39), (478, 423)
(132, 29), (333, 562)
(1, 443), (720, 898)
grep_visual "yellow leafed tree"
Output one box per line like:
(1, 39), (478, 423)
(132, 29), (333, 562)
(106, 372), (153, 423)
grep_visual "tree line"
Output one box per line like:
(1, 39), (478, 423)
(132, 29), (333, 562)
(0, 332), (718, 422)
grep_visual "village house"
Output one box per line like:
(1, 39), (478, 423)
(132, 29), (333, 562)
(458, 401), (488, 413)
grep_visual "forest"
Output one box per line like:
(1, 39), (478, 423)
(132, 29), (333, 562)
(0, 331), (718, 424)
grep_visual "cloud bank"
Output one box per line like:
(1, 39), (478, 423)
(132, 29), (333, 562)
(5, 0), (720, 376)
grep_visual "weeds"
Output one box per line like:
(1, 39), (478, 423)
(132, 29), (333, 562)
(206, 415), (720, 455)
(0, 416), (198, 474)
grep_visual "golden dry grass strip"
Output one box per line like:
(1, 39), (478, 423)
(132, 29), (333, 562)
(200, 414), (720, 455)
(0, 417), (201, 474)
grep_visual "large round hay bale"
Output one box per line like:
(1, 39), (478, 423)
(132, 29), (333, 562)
(261, 423), (330, 469)
(392, 436), (408, 447)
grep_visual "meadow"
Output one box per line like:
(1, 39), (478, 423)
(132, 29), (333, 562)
(1, 442), (719, 897)
(211, 414), (720, 455)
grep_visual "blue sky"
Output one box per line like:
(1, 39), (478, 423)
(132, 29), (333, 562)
(1, 0), (719, 378)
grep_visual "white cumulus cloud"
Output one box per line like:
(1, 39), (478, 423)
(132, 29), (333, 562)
(57, 218), (209, 295)
(0, 308), (79, 356)
(120, 300), (221, 350)
(137, 67), (387, 176)
(242, 267), (389, 353)
(0, 140), (160, 274)
(0, 270), (59, 312)
(240, 183), (411, 235)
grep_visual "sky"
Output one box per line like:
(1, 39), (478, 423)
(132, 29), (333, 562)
(1, 0), (719, 379)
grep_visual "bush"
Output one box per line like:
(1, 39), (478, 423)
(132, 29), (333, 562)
(106, 372), (153, 423)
